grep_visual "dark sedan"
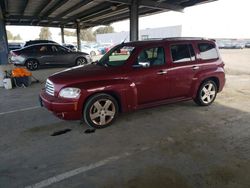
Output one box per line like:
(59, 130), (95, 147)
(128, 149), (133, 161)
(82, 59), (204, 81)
(245, 42), (250, 48)
(10, 43), (92, 70)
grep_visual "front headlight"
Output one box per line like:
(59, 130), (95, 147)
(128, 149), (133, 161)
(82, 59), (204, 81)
(59, 87), (81, 98)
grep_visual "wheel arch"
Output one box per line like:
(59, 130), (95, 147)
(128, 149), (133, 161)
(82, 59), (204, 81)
(207, 77), (220, 90)
(192, 76), (220, 99)
(75, 80), (137, 117)
(25, 58), (39, 65)
(82, 90), (123, 114)
(200, 76), (220, 90)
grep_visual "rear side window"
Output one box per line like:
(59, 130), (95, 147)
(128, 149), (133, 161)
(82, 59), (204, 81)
(198, 43), (218, 60)
(23, 46), (37, 53)
(171, 44), (195, 63)
(37, 45), (48, 52)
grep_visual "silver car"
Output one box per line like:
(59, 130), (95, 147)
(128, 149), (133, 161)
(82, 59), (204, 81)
(10, 43), (92, 70)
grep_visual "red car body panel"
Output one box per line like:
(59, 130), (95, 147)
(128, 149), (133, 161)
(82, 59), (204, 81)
(40, 39), (225, 120)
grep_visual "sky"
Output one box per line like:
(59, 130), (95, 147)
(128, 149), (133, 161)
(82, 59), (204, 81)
(6, 0), (250, 42)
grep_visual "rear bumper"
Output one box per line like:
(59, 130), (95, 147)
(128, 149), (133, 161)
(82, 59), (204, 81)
(39, 89), (82, 120)
(218, 72), (226, 93)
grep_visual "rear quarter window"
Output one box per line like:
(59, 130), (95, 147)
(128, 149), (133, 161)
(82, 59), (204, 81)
(22, 46), (36, 53)
(170, 44), (195, 63)
(198, 43), (219, 60)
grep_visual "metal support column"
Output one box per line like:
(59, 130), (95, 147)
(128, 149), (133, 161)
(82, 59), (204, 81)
(129, 0), (139, 41)
(76, 22), (81, 51)
(0, 5), (10, 87)
(0, 6), (8, 65)
(60, 26), (65, 44)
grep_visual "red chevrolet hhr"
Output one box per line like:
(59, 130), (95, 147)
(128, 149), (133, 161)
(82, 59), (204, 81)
(40, 38), (225, 129)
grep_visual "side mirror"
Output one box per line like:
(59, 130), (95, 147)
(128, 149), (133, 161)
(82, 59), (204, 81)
(133, 61), (150, 68)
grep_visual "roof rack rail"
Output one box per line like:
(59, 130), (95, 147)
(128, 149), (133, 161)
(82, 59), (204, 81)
(141, 38), (163, 41)
(163, 37), (208, 40)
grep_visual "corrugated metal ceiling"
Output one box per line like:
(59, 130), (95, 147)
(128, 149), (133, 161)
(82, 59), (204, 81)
(0, 0), (216, 28)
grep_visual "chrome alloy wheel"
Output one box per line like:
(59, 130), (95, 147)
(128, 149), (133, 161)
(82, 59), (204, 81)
(201, 83), (216, 104)
(89, 99), (116, 126)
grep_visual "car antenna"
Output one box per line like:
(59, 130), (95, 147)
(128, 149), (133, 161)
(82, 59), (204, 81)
(121, 36), (128, 44)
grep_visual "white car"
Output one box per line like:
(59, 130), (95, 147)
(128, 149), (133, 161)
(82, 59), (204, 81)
(81, 45), (99, 56)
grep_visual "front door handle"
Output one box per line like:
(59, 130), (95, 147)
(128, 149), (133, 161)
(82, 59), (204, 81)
(192, 66), (200, 70)
(157, 70), (167, 75)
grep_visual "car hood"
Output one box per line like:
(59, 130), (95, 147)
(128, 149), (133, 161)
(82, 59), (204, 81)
(48, 64), (120, 85)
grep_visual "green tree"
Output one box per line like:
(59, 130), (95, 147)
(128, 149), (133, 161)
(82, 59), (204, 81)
(7, 30), (13, 40)
(39, 27), (52, 40)
(94, 25), (114, 35)
(13, 34), (22, 41)
(80, 28), (95, 41)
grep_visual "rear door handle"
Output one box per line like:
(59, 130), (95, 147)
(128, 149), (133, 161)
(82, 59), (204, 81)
(157, 70), (167, 75)
(192, 66), (200, 70)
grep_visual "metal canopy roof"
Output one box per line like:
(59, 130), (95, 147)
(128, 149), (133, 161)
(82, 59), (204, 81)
(0, 0), (215, 29)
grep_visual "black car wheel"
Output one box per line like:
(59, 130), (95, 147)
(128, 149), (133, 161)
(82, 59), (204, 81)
(76, 57), (87, 66)
(83, 93), (119, 129)
(194, 80), (218, 106)
(25, 59), (39, 70)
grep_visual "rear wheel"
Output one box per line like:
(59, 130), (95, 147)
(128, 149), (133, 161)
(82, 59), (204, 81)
(25, 59), (39, 70)
(194, 80), (217, 106)
(75, 57), (87, 66)
(83, 93), (119, 129)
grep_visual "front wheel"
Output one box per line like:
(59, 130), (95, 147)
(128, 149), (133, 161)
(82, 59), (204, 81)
(194, 80), (217, 106)
(83, 94), (119, 129)
(75, 57), (87, 66)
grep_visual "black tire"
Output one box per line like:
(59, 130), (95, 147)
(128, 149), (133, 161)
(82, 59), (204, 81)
(194, 80), (218, 106)
(83, 93), (119, 129)
(25, 59), (39, 71)
(75, 57), (87, 66)
(90, 51), (96, 56)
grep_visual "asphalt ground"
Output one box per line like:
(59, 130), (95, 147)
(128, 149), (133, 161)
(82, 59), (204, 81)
(0, 49), (250, 188)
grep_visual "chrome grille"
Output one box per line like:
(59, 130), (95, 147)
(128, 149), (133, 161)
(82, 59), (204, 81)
(45, 79), (54, 96)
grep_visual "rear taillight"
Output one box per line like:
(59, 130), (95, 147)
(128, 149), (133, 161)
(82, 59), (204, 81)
(10, 51), (20, 56)
(220, 61), (225, 68)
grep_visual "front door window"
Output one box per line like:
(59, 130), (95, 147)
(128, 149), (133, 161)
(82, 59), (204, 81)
(135, 47), (165, 68)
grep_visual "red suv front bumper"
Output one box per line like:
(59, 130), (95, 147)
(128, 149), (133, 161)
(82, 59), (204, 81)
(39, 89), (82, 120)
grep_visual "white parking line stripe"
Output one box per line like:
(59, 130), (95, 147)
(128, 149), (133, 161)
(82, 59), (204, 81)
(0, 106), (41, 116)
(25, 147), (150, 188)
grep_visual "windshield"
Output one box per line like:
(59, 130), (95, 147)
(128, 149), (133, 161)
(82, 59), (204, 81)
(98, 44), (135, 67)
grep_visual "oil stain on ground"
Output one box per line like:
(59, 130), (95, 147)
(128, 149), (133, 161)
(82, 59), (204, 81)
(24, 122), (68, 134)
(50, 129), (71, 136)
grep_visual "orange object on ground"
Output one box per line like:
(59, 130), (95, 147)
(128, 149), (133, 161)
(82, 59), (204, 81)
(12, 68), (32, 77)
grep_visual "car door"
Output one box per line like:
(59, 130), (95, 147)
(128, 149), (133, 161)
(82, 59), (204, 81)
(130, 46), (169, 105)
(166, 42), (199, 99)
(50, 45), (72, 65)
(35, 45), (54, 65)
